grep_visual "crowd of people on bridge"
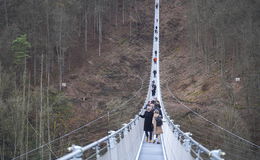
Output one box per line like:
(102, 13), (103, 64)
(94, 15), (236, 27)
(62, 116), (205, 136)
(139, 0), (163, 145)
(139, 98), (163, 144)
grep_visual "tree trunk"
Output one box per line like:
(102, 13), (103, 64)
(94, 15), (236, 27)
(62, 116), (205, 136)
(98, 8), (102, 56)
(19, 57), (27, 160)
(47, 70), (51, 160)
(46, 0), (50, 78)
(2, 136), (5, 160)
(40, 54), (44, 159)
(129, 10), (132, 38)
(115, 0), (118, 27)
(93, 0), (96, 40)
(4, 0), (9, 29)
(122, 0), (125, 24)
(84, 5), (88, 55)
(59, 9), (63, 91)
(220, 34), (225, 79)
(13, 114), (17, 158)
(26, 74), (31, 160)
(33, 55), (37, 86)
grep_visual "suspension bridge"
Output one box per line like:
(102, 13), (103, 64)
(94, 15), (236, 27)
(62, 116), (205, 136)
(55, 0), (225, 159)
(12, 0), (260, 160)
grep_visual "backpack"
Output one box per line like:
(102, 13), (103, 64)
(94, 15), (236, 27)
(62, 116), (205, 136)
(156, 117), (163, 126)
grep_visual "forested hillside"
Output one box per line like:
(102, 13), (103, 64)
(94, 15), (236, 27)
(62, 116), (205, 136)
(160, 0), (260, 159)
(0, 0), (151, 159)
(0, 0), (259, 160)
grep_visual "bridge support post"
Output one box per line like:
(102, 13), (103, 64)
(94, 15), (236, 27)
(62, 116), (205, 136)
(183, 132), (192, 152)
(173, 125), (180, 138)
(209, 149), (225, 160)
(122, 124), (131, 159)
(108, 130), (118, 160)
(67, 145), (83, 160)
(95, 146), (100, 159)
(194, 149), (202, 160)
(135, 115), (139, 121)
(169, 119), (174, 129)
(108, 131), (116, 148)
(122, 123), (128, 136)
(183, 138), (191, 152)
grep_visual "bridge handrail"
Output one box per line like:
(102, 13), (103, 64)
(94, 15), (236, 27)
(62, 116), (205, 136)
(57, 111), (142, 160)
(162, 109), (225, 160)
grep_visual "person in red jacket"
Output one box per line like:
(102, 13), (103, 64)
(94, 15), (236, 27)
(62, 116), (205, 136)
(153, 57), (158, 64)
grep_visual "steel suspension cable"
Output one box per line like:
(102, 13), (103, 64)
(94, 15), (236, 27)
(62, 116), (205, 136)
(165, 82), (260, 148)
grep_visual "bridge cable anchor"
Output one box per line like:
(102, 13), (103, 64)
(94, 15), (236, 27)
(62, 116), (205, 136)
(67, 144), (83, 160)
(183, 132), (193, 152)
(209, 149), (225, 160)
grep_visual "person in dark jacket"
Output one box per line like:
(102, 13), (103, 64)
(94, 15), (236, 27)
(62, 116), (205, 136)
(152, 89), (156, 96)
(153, 70), (157, 78)
(139, 106), (154, 142)
(151, 82), (156, 96)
